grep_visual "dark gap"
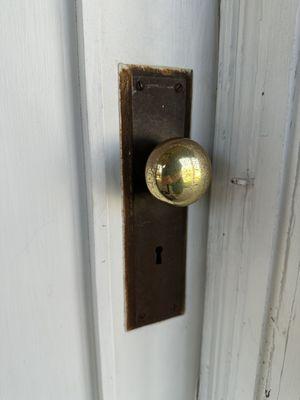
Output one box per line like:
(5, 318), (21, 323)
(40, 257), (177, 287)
(155, 246), (163, 264)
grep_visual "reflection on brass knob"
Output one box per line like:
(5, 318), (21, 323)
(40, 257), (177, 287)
(145, 138), (212, 207)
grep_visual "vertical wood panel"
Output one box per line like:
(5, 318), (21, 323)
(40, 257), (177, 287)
(200, 1), (300, 399)
(0, 1), (98, 398)
(77, 1), (219, 399)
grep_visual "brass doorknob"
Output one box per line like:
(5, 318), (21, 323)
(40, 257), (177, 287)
(145, 138), (212, 207)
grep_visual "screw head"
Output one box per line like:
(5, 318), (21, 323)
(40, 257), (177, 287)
(174, 82), (183, 93)
(136, 80), (144, 91)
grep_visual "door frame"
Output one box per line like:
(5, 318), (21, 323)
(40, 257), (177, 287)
(200, 1), (300, 399)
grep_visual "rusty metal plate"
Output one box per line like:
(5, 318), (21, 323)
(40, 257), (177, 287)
(119, 64), (192, 330)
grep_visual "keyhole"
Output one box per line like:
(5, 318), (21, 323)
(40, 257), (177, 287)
(155, 246), (163, 264)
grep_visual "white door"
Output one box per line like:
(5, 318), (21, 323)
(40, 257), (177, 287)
(1, 1), (218, 400)
(200, 1), (300, 400)
(4, 1), (298, 400)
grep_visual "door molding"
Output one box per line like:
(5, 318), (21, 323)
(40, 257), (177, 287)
(76, 1), (116, 399)
(200, 1), (300, 399)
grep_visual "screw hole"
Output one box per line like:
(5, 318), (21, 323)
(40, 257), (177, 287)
(138, 313), (146, 322)
(155, 246), (163, 264)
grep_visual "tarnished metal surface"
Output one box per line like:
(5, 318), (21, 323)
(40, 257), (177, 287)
(145, 138), (211, 207)
(119, 64), (192, 329)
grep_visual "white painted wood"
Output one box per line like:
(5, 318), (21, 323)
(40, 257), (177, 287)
(200, 1), (300, 399)
(76, 1), (219, 399)
(0, 1), (98, 399)
(257, 7), (300, 398)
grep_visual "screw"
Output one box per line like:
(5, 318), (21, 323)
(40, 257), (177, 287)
(136, 80), (144, 91)
(174, 82), (183, 93)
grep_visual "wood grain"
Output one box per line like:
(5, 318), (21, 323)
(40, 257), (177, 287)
(0, 1), (97, 399)
(77, 1), (219, 399)
(200, 1), (300, 399)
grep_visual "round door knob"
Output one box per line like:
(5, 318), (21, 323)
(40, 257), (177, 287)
(145, 138), (212, 207)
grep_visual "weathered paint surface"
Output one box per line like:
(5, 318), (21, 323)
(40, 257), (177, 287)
(77, 1), (219, 399)
(200, 1), (300, 400)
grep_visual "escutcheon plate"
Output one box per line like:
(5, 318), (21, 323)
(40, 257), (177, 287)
(119, 64), (192, 329)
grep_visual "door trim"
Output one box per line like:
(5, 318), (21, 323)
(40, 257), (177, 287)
(200, 1), (300, 399)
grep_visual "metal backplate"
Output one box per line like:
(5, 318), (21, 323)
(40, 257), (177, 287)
(119, 65), (192, 330)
